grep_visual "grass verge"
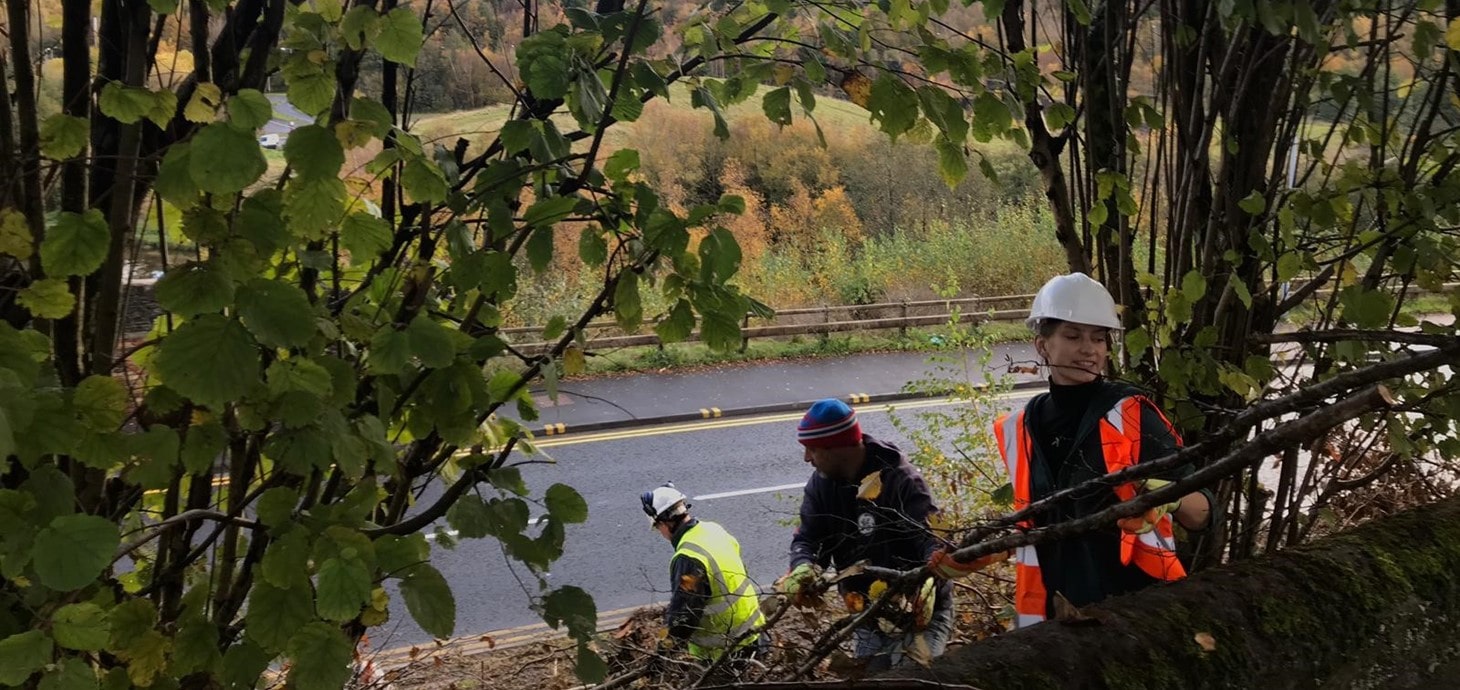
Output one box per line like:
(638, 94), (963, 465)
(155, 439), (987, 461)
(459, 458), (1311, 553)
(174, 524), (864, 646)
(570, 321), (1031, 378)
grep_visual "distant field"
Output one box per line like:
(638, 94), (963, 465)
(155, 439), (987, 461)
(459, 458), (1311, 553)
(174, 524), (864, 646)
(413, 82), (880, 159)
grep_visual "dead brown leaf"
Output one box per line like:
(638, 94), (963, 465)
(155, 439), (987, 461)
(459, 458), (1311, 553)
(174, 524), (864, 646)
(1195, 631), (1217, 652)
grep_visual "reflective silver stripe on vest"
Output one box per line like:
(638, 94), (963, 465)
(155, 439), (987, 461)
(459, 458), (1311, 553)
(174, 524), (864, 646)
(690, 608), (764, 648)
(1016, 613), (1044, 628)
(1015, 544), (1039, 567)
(677, 541), (756, 618)
(1105, 398), (1131, 435)
(1000, 412), (1022, 489)
(1138, 528), (1176, 552)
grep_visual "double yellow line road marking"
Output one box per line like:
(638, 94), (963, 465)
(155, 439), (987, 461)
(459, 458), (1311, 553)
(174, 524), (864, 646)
(532, 391), (1030, 449)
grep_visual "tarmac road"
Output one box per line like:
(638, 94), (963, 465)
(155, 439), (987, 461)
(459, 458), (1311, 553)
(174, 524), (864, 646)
(368, 386), (1039, 658)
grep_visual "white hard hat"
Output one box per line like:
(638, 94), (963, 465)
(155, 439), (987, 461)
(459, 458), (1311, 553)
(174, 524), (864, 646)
(1027, 272), (1122, 330)
(640, 483), (689, 522)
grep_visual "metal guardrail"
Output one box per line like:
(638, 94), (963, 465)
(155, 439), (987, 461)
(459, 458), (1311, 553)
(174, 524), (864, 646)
(507, 281), (1458, 356)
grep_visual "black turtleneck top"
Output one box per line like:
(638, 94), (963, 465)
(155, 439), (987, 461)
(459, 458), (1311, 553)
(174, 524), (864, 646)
(1022, 379), (1216, 609)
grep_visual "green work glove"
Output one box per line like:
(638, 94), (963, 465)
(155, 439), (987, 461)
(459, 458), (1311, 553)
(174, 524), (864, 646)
(1118, 478), (1183, 535)
(777, 563), (823, 606)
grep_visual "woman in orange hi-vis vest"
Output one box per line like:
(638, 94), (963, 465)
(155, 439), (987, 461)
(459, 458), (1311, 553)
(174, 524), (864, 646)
(928, 273), (1217, 628)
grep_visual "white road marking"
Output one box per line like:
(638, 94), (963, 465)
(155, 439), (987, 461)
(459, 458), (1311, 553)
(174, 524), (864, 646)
(694, 483), (804, 501)
(424, 515), (548, 540)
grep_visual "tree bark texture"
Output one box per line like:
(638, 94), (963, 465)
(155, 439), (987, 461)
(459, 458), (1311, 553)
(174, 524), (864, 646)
(887, 495), (1460, 689)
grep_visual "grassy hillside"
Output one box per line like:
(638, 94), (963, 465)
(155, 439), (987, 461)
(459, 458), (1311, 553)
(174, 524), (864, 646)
(414, 82), (881, 159)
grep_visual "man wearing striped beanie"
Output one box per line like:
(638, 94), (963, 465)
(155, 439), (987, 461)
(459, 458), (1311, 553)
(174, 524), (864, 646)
(777, 398), (954, 671)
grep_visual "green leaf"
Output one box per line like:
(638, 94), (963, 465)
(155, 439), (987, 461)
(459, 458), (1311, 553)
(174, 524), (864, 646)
(447, 495), (494, 538)
(38, 657), (97, 690)
(527, 226), (554, 273)
(613, 270), (642, 330)
(260, 529), (310, 590)
(934, 136), (968, 187)
(189, 123), (267, 194)
(267, 358), (333, 400)
(574, 642), (608, 684)
(342, 212), (392, 263)
(524, 196), (579, 228)
(73, 375), (127, 430)
(1447, 17), (1460, 51)
(52, 603), (110, 651)
(1044, 102), (1076, 131)
(98, 82), (161, 125)
(41, 209), (109, 277)
(40, 114), (88, 159)
(285, 124), (345, 180)
(518, 31), (572, 100)
(287, 72), (334, 117)
(0, 631), (52, 685)
(284, 175), (348, 239)
(488, 467), (529, 496)
(762, 86), (793, 126)
(578, 226), (608, 268)
(400, 564), (456, 639)
(499, 120), (535, 155)
(341, 6), (382, 50)
(603, 149), (639, 181)
(156, 144), (199, 208)
(406, 314), (455, 368)
(254, 489), (298, 532)
(284, 623), (353, 690)
(153, 315), (260, 407)
(181, 419), (227, 476)
(245, 581), (313, 652)
(375, 534), (428, 577)
(170, 618), (222, 677)
(316, 557), (373, 621)
(17, 278), (76, 318)
(917, 86), (969, 143)
(368, 328), (411, 375)
(1276, 252), (1303, 283)
(698, 227), (741, 283)
(122, 427), (179, 487)
(222, 641), (272, 690)
(1238, 190), (1266, 215)
(33, 514), (119, 591)
(155, 261), (235, 317)
(236, 279), (316, 348)
(0, 208), (34, 261)
(1181, 270), (1208, 302)
(377, 7), (425, 66)
(401, 158), (448, 203)
(868, 75), (918, 138)
(542, 585), (597, 641)
(545, 483), (588, 524)
(1339, 286), (1396, 329)
(655, 299), (695, 343)
(1229, 274), (1253, 309)
(226, 90), (273, 131)
(991, 481), (1014, 508)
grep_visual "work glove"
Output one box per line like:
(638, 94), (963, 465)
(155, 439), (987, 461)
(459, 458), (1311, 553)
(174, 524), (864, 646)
(776, 563), (823, 607)
(1117, 478), (1182, 535)
(912, 577), (937, 629)
(928, 547), (1012, 580)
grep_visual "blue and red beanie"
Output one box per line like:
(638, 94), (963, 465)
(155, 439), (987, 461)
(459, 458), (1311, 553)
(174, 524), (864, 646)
(797, 399), (862, 448)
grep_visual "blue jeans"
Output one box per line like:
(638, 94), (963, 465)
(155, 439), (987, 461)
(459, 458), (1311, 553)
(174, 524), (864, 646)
(851, 601), (954, 672)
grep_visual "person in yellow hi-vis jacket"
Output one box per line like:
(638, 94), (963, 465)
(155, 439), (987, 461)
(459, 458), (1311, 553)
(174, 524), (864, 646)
(641, 483), (767, 661)
(930, 273), (1218, 628)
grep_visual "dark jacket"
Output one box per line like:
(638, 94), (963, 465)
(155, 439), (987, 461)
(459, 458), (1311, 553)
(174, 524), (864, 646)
(664, 517), (711, 641)
(1024, 379), (1222, 609)
(789, 434), (950, 604)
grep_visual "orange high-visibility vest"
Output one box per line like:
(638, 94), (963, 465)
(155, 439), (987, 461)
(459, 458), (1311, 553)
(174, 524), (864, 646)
(994, 394), (1187, 629)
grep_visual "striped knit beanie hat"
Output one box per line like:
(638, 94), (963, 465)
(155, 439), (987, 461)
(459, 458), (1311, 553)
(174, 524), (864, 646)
(797, 399), (862, 448)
